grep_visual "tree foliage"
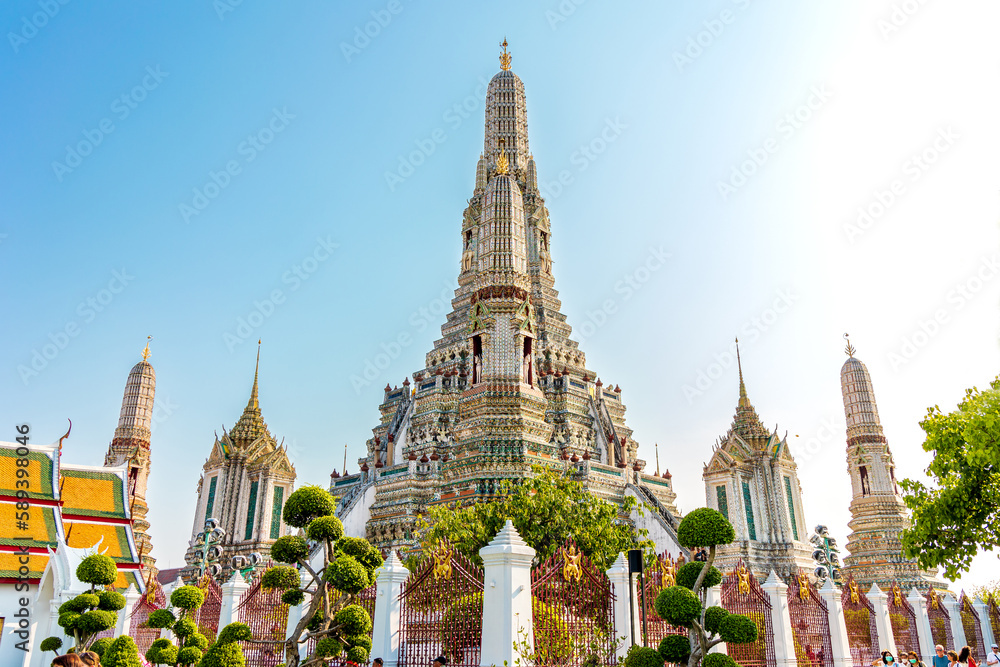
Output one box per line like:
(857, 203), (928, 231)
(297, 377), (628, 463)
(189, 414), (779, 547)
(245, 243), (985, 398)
(102, 635), (142, 667)
(144, 580), (206, 666)
(415, 467), (654, 569)
(900, 377), (1000, 579)
(57, 555), (124, 651)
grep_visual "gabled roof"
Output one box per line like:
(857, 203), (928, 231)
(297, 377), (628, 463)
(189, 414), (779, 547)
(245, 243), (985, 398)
(60, 465), (128, 519)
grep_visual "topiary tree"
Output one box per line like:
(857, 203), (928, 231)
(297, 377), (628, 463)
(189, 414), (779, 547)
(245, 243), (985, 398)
(258, 484), (383, 667)
(40, 636), (63, 657)
(199, 622), (252, 667)
(101, 635), (142, 667)
(57, 553), (124, 651)
(654, 508), (758, 667)
(143, 584), (208, 666)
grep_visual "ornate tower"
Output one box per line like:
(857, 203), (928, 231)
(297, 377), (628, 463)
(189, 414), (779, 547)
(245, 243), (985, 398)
(840, 337), (945, 590)
(703, 342), (813, 580)
(334, 41), (681, 555)
(104, 337), (157, 574)
(182, 345), (296, 582)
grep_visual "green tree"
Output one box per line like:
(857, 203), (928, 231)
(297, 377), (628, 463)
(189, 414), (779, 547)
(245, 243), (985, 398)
(56, 554), (125, 651)
(900, 377), (1000, 579)
(143, 585), (207, 666)
(196, 622), (252, 667)
(970, 579), (1000, 605)
(40, 636), (63, 657)
(102, 635), (142, 667)
(259, 485), (382, 667)
(416, 467), (654, 569)
(654, 508), (758, 667)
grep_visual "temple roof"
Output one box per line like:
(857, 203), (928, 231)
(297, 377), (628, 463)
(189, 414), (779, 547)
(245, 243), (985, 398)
(732, 342), (771, 441)
(228, 344), (273, 447)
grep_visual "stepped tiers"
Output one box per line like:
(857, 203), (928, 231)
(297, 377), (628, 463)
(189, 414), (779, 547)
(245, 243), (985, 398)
(839, 340), (946, 591)
(332, 43), (681, 555)
(103, 338), (157, 575)
(703, 343), (814, 581)
(181, 346), (296, 583)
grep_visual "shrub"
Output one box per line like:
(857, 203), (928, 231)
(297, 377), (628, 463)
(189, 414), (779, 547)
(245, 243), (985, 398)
(704, 605), (729, 634)
(76, 554), (118, 587)
(173, 617), (198, 638)
(347, 645), (370, 663)
(719, 613), (758, 644)
(703, 654), (738, 667)
(146, 608), (177, 629)
(59, 597), (92, 613)
(336, 536), (383, 571)
(40, 636), (63, 654)
(151, 644), (179, 665)
(177, 646), (203, 665)
(306, 515), (345, 542)
(315, 637), (343, 658)
(262, 564), (301, 590)
(676, 562), (722, 591)
(282, 589), (306, 606)
(216, 622), (253, 644)
(185, 633), (209, 650)
(334, 604), (372, 636)
(57, 611), (81, 630)
(624, 645), (665, 667)
(271, 535), (310, 564)
(170, 585), (206, 611)
(677, 508), (736, 548)
(346, 634), (372, 651)
(658, 634), (691, 664)
(75, 609), (117, 634)
(98, 589), (127, 611)
(199, 639), (245, 667)
(326, 554), (370, 594)
(76, 593), (101, 610)
(655, 586), (702, 627)
(102, 635), (142, 667)
(90, 637), (113, 657)
(283, 485), (336, 528)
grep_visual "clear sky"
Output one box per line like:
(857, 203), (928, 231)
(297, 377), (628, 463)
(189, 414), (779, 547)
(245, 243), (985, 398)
(2, 1), (998, 592)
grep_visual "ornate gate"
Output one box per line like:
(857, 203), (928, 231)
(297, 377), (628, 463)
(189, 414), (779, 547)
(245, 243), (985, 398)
(959, 592), (985, 663)
(129, 576), (167, 655)
(237, 576), (290, 667)
(643, 552), (687, 647)
(193, 573), (224, 642)
(720, 561), (776, 667)
(787, 572), (833, 667)
(887, 582), (919, 658)
(398, 542), (484, 667)
(926, 589), (953, 652)
(841, 577), (878, 667)
(531, 539), (616, 667)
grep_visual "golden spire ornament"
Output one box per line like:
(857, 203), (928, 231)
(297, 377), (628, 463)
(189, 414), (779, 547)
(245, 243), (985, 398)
(499, 37), (511, 71)
(142, 335), (152, 360)
(496, 148), (509, 174)
(844, 332), (856, 358)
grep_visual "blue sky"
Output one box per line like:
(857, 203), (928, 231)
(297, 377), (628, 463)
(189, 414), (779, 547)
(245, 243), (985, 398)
(2, 1), (998, 589)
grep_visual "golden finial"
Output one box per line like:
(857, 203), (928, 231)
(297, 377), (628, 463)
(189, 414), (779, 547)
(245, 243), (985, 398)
(499, 37), (511, 71)
(496, 149), (509, 174)
(655, 442), (660, 476)
(844, 333), (856, 358)
(142, 335), (152, 361)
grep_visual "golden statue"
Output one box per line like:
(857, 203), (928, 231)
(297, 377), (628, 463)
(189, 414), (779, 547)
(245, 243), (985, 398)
(929, 589), (939, 610)
(562, 543), (583, 583)
(499, 37), (511, 71)
(432, 544), (452, 581)
(661, 555), (676, 587)
(736, 561), (751, 596)
(849, 578), (860, 604)
(892, 583), (903, 608)
(797, 570), (810, 602)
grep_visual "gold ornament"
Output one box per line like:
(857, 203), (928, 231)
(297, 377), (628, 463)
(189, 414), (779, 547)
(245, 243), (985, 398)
(432, 545), (452, 580)
(797, 570), (810, 602)
(499, 38), (511, 71)
(849, 579), (860, 604)
(736, 561), (751, 596)
(562, 543), (583, 583)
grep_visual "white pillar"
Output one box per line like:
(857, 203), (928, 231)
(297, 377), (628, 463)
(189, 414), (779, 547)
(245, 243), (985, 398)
(762, 571), (797, 667)
(116, 584), (140, 637)
(219, 571), (250, 629)
(479, 520), (536, 667)
(942, 595), (967, 650)
(285, 568), (312, 647)
(371, 552), (410, 667)
(907, 588), (935, 663)
(867, 584), (897, 653)
(607, 553), (635, 661)
(973, 598), (995, 652)
(706, 584), (727, 655)
(819, 578), (853, 667)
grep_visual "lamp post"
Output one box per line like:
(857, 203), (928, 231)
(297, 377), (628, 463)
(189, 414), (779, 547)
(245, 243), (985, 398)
(189, 518), (226, 581)
(809, 524), (842, 585)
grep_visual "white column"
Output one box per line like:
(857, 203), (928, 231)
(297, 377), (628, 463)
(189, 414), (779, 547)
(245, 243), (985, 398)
(285, 568), (311, 647)
(907, 588), (935, 662)
(942, 595), (967, 650)
(479, 520), (536, 667)
(762, 570), (797, 667)
(219, 571), (250, 629)
(371, 552), (411, 667)
(607, 553), (636, 661)
(973, 597), (995, 653)
(819, 578), (853, 667)
(867, 584), (897, 652)
(116, 584), (141, 637)
(706, 584), (727, 655)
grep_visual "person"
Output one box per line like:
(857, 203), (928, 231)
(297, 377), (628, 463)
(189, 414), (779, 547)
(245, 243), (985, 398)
(908, 650), (927, 667)
(986, 644), (999, 667)
(806, 644), (817, 667)
(948, 650), (960, 667)
(373, 660), (383, 667)
(78, 652), (101, 666)
(934, 646), (950, 667)
(958, 646), (975, 667)
(51, 656), (86, 667)
(433, 656), (449, 667)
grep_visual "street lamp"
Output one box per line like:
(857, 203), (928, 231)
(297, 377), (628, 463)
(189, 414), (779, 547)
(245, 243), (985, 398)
(809, 524), (841, 584)
(230, 552), (263, 581)
(191, 518), (226, 580)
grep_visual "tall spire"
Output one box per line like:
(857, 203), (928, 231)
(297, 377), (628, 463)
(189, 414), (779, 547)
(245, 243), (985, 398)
(230, 341), (269, 446)
(840, 339), (885, 446)
(248, 339), (261, 411)
(736, 337), (750, 406)
(731, 338), (769, 440)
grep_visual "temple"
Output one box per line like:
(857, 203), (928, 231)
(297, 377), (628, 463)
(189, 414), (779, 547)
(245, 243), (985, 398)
(839, 337), (945, 590)
(182, 345), (296, 581)
(332, 41), (682, 557)
(703, 342), (814, 580)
